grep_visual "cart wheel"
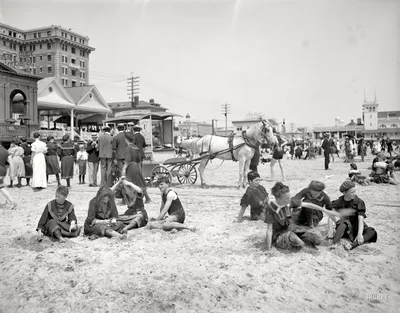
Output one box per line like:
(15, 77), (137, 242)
(177, 164), (197, 184)
(151, 165), (172, 185)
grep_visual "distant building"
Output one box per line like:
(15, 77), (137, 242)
(312, 119), (364, 140)
(178, 113), (213, 137)
(232, 118), (280, 135)
(362, 95), (400, 140)
(0, 22), (94, 87)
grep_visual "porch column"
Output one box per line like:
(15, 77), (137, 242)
(70, 108), (74, 139)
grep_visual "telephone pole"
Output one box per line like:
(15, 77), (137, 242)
(221, 102), (230, 136)
(127, 73), (140, 108)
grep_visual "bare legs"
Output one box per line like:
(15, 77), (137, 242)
(104, 229), (127, 239)
(270, 159), (284, 181)
(0, 188), (17, 209)
(148, 220), (196, 232)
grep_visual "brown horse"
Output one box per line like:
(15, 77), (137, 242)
(186, 120), (276, 188)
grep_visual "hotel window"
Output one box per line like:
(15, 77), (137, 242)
(40, 55), (43, 61)
(72, 80), (76, 87)
(47, 31), (51, 36)
(82, 72), (85, 79)
(62, 78), (64, 85)
(379, 124), (387, 128)
(33, 57), (36, 63)
(71, 69), (76, 76)
(81, 61), (85, 68)
(34, 33), (37, 38)
(13, 44), (16, 50)
(80, 82), (84, 86)
(391, 124), (398, 128)
(65, 56), (68, 63)
(47, 43), (51, 49)
(71, 47), (76, 54)
(40, 43), (42, 49)
(40, 67), (43, 73)
(23, 46), (26, 51)
(71, 58), (76, 64)
(47, 66), (52, 73)
(3, 41), (5, 46)
(47, 55), (51, 61)
(65, 79), (68, 86)
(38, 33), (41, 38)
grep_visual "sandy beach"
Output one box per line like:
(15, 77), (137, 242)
(0, 154), (399, 313)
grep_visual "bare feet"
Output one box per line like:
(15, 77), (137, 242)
(119, 233), (127, 240)
(343, 243), (352, 251)
(10, 202), (17, 210)
(145, 199), (152, 204)
(59, 237), (67, 243)
(188, 225), (197, 232)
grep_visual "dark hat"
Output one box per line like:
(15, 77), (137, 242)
(77, 139), (85, 144)
(124, 131), (134, 142)
(339, 181), (355, 193)
(47, 135), (54, 142)
(102, 125), (111, 131)
(247, 171), (260, 182)
(350, 163), (357, 170)
(20, 137), (27, 142)
(308, 180), (325, 191)
(323, 133), (329, 137)
(62, 134), (70, 142)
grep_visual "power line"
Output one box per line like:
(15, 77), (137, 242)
(221, 102), (231, 135)
(127, 73), (140, 108)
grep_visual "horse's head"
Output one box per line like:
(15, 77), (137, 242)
(260, 120), (277, 144)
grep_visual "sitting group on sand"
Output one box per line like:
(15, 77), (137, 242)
(36, 176), (195, 242)
(238, 171), (378, 251)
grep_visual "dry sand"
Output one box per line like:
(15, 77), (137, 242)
(0, 154), (399, 313)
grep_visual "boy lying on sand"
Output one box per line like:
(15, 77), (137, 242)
(36, 185), (81, 242)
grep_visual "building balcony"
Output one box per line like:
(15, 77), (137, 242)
(69, 62), (80, 69)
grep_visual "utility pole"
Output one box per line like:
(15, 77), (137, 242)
(127, 73), (140, 108)
(221, 102), (230, 136)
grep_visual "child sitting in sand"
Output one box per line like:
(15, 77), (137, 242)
(264, 182), (340, 251)
(291, 180), (332, 228)
(36, 185), (81, 242)
(147, 177), (196, 232)
(237, 171), (269, 222)
(348, 163), (370, 186)
(111, 178), (148, 232)
(330, 181), (377, 250)
(84, 186), (127, 239)
(369, 154), (397, 185)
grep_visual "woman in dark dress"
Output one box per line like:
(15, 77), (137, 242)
(121, 132), (151, 203)
(330, 181), (377, 250)
(46, 136), (61, 186)
(58, 135), (76, 188)
(111, 178), (148, 232)
(237, 171), (269, 222)
(270, 132), (287, 181)
(20, 137), (32, 186)
(84, 186), (126, 239)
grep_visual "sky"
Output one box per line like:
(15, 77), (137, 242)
(1, 0), (399, 128)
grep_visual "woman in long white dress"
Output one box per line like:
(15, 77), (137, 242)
(31, 133), (47, 190)
(7, 139), (25, 188)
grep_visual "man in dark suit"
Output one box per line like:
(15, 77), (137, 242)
(321, 133), (331, 170)
(112, 123), (128, 177)
(98, 125), (113, 185)
(132, 124), (146, 168)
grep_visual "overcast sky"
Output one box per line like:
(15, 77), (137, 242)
(1, 0), (399, 127)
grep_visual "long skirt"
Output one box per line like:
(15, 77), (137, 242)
(23, 156), (33, 178)
(43, 219), (70, 237)
(61, 156), (74, 179)
(8, 156), (25, 179)
(46, 155), (60, 175)
(126, 162), (146, 189)
(78, 160), (87, 175)
(32, 153), (47, 188)
(84, 221), (125, 237)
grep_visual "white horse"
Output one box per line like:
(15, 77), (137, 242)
(191, 120), (276, 188)
(179, 137), (201, 159)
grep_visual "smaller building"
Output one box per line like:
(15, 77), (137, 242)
(177, 113), (213, 137)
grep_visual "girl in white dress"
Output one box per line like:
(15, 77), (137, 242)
(31, 133), (47, 190)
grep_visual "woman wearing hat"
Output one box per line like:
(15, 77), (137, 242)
(20, 137), (32, 186)
(7, 138), (25, 188)
(291, 181), (332, 228)
(330, 181), (377, 250)
(237, 171), (269, 222)
(31, 132), (47, 190)
(45, 136), (61, 186)
(121, 131), (151, 203)
(59, 134), (76, 188)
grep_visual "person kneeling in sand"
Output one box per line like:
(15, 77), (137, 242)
(329, 181), (377, 250)
(84, 185), (127, 239)
(264, 182), (341, 251)
(36, 185), (81, 243)
(111, 178), (148, 232)
(148, 177), (196, 232)
(237, 171), (269, 222)
(291, 180), (332, 228)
